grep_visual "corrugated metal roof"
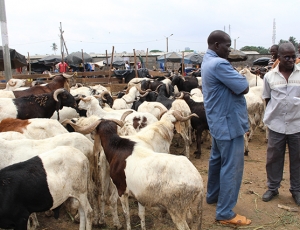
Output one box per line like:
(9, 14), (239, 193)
(242, 51), (260, 54)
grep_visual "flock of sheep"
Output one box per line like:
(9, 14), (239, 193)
(0, 68), (265, 230)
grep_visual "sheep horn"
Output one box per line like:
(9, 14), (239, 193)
(64, 119), (102, 135)
(135, 84), (147, 94)
(155, 84), (162, 93)
(154, 105), (168, 119)
(53, 88), (65, 102)
(99, 91), (111, 101)
(80, 96), (92, 102)
(179, 75), (186, 81)
(48, 73), (57, 78)
(173, 110), (199, 122)
(175, 92), (184, 99)
(139, 91), (149, 98)
(62, 72), (77, 78)
(120, 110), (134, 121)
(8, 79), (16, 86)
(110, 119), (124, 128)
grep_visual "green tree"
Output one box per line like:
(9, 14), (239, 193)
(240, 46), (269, 54)
(278, 37), (298, 50)
(51, 43), (58, 54)
(150, 50), (163, 53)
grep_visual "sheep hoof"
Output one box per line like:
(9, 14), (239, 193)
(244, 151), (249, 156)
(194, 152), (200, 159)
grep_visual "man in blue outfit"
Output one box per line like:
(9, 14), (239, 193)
(201, 30), (251, 226)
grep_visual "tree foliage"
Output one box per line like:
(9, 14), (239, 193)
(278, 36), (298, 50)
(51, 43), (58, 54)
(240, 36), (299, 54)
(240, 46), (269, 54)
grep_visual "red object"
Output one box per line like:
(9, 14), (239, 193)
(16, 67), (22, 73)
(58, 62), (68, 73)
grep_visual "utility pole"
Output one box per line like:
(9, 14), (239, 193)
(59, 22), (69, 61)
(0, 0), (12, 81)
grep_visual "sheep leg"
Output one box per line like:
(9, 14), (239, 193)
(244, 133), (249, 156)
(168, 210), (190, 230)
(119, 193), (131, 230)
(138, 202), (146, 230)
(179, 131), (190, 159)
(27, 212), (39, 230)
(108, 180), (122, 229)
(77, 193), (93, 230)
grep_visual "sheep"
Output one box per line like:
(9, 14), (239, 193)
(171, 74), (199, 92)
(190, 87), (203, 102)
(137, 101), (168, 120)
(239, 67), (263, 87)
(78, 95), (133, 120)
(0, 118), (68, 139)
(0, 146), (92, 230)
(0, 132), (106, 227)
(244, 85), (264, 155)
(69, 110), (199, 230)
(112, 85), (147, 110)
(4, 78), (26, 91)
(175, 92), (209, 159)
(0, 88), (77, 121)
(0, 73), (75, 98)
(91, 119), (204, 230)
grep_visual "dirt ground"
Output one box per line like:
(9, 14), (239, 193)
(34, 128), (300, 230)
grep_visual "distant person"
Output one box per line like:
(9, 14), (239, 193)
(125, 61), (130, 70)
(262, 42), (300, 206)
(201, 30), (251, 226)
(58, 61), (69, 73)
(178, 63), (185, 75)
(268, 44), (279, 68)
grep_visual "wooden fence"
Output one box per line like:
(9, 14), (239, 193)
(0, 70), (167, 93)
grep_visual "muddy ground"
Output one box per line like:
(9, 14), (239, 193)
(34, 128), (300, 230)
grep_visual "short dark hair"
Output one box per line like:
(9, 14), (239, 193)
(207, 30), (230, 45)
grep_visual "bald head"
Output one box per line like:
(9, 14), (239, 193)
(278, 42), (295, 55)
(207, 30), (230, 46)
(207, 30), (231, 59)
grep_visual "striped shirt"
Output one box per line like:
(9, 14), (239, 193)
(262, 64), (300, 134)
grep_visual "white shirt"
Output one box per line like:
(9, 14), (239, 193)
(263, 64), (300, 134)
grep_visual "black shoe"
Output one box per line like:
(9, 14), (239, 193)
(292, 192), (300, 206)
(262, 190), (279, 202)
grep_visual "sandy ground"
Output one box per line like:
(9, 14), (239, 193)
(33, 128), (300, 230)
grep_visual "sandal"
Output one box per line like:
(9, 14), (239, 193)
(218, 214), (251, 226)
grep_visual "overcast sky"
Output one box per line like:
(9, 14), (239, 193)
(1, 0), (299, 56)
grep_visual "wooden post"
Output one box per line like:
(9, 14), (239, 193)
(81, 49), (85, 72)
(105, 50), (108, 67)
(0, 0), (12, 81)
(133, 49), (138, 78)
(108, 46), (114, 83)
(27, 52), (31, 75)
(146, 48), (148, 69)
(182, 51), (185, 76)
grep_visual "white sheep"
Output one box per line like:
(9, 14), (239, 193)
(0, 146), (92, 230)
(239, 67), (263, 87)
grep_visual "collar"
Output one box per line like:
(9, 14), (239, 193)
(273, 63), (300, 74)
